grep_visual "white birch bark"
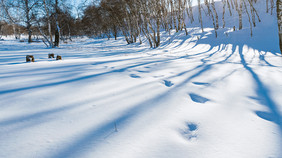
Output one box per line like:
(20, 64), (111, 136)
(277, 0), (282, 53)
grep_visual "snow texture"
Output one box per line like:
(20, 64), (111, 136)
(0, 2), (282, 158)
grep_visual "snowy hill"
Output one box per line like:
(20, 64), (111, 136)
(0, 1), (281, 158)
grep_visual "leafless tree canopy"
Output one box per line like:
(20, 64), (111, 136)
(0, 0), (281, 52)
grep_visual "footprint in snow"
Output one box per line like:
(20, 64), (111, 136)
(130, 74), (141, 78)
(181, 122), (198, 141)
(137, 70), (150, 73)
(189, 93), (210, 103)
(255, 111), (276, 122)
(164, 80), (174, 87)
(192, 82), (210, 86)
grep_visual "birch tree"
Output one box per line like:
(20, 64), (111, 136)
(53, 0), (60, 46)
(277, 0), (282, 53)
(198, 0), (204, 32)
(42, 0), (53, 47)
(1, 0), (21, 39)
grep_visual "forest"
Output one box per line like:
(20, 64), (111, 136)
(0, 0), (282, 158)
(0, 0), (281, 52)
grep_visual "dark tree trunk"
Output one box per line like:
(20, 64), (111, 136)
(54, 0), (60, 47)
(27, 24), (32, 43)
(25, 0), (32, 43)
(54, 27), (59, 46)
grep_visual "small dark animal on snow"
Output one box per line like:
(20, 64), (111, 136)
(48, 53), (55, 58)
(56, 55), (62, 60)
(26, 55), (35, 62)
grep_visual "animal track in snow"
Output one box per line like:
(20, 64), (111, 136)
(136, 70), (150, 73)
(130, 74), (141, 78)
(192, 82), (210, 86)
(164, 80), (174, 87)
(189, 93), (210, 103)
(181, 122), (198, 141)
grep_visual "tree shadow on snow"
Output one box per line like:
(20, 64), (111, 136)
(1, 27), (281, 157)
(45, 29), (281, 157)
(194, 28), (282, 138)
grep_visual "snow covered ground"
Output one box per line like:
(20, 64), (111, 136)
(1, 8), (282, 158)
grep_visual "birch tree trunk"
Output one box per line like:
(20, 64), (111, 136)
(211, 0), (219, 30)
(238, 0), (243, 30)
(267, 0), (269, 13)
(170, 0), (178, 32)
(243, 0), (253, 36)
(24, 0), (32, 43)
(187, 0), (194, 23)
(277, 0), (282, 53)
(198, 0), (204, 32)
(1, 0), (19, 39)
(43, 0), (53, 48)
(222, 0), (226, 28)
(227, 0), (232, 16)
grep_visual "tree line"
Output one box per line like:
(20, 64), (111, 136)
(0, 0), (80, 47)
(0, 0), (281, 53)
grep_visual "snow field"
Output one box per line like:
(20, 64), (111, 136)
(0, 5), (282, 157)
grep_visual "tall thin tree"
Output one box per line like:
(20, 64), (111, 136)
(277, 0), (282, 53)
